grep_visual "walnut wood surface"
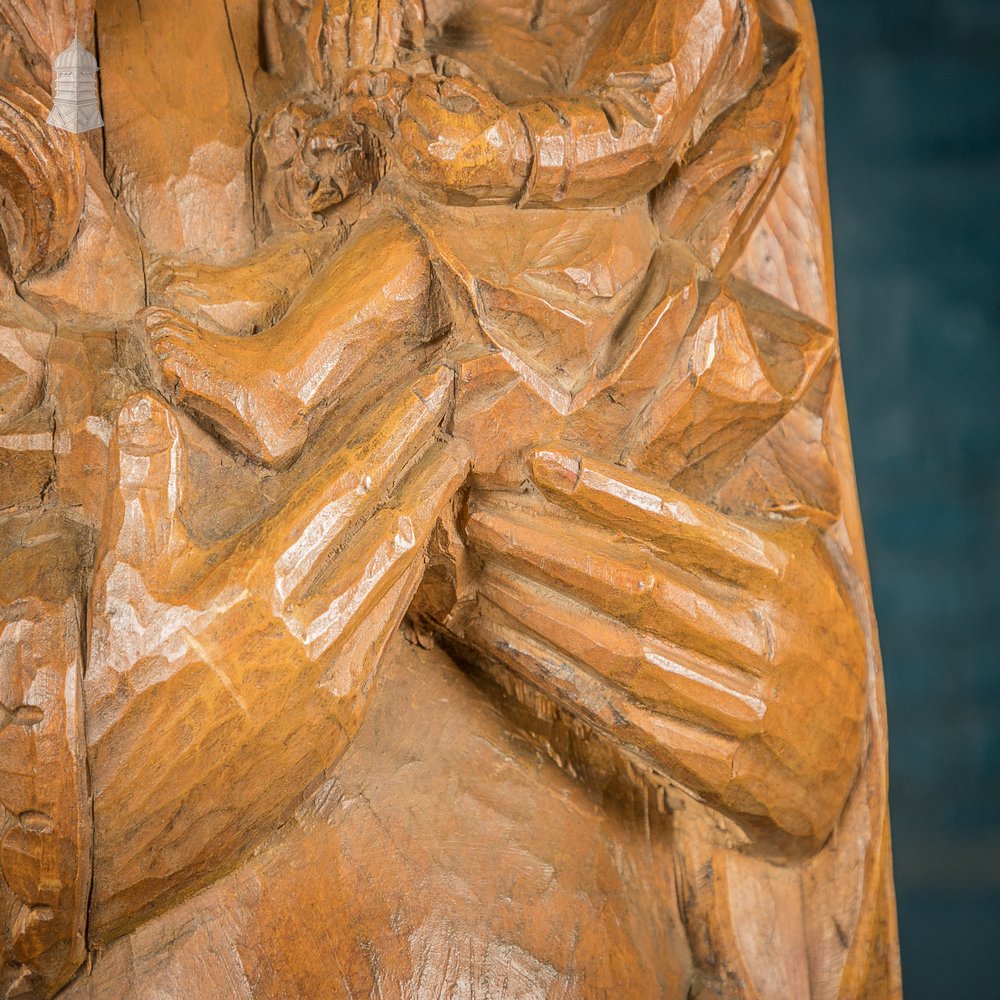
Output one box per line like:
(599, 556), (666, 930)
(0, 0), (900, 997)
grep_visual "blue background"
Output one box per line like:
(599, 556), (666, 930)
(813, 0), (1000, 995)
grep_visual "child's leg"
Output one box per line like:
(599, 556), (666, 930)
(148, 211), (445, 467)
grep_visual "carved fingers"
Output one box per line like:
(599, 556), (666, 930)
(147, 254), (210, 304)
(148, 252), (296, 339)
(467, 500), (776, 672)
(307, 0), (424, 87)
(94, 368), (465, 677)
(473, 564), (768, 738)
(462, 448), (868, 847)
(346, 66), (413, 143)
(258, 366), (471, 656)
(88, 370), (470, 934)
(533, 447), (789, 585)
(102, 391), (193, 577)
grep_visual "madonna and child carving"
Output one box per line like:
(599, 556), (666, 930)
(0, 0), (900, 997)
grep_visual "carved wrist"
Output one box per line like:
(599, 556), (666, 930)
(514, 100), (573, 205)
(515, 96), (662, 207)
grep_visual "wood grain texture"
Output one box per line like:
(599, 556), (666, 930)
(0, 0), (899, 996)
(63, 634), (695, 999)
(0, 515), (90, 998)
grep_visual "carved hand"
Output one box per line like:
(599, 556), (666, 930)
(462, 447), (868, 850)
(85, 367), (470, 934)
(309, 0), (425, 78)
(381, 74), (532, 205)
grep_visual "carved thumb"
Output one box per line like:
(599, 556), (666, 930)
(102, 393), (192, 572)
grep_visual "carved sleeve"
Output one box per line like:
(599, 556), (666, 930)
(514, 0), (764, 207)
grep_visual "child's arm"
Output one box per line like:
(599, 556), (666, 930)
(372, 0), (763, 209)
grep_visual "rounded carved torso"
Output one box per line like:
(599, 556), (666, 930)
(0, 1), (899, 997)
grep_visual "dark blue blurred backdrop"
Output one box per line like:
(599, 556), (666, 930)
(813, 1), (1000, 995)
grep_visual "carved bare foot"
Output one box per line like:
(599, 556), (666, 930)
(144, 305), (307, 466)
(147, 240), (322, 336)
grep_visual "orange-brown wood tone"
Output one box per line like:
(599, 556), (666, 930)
(0, 0), (900, 996)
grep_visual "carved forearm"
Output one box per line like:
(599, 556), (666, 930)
(513, 0), (763, 208)
(85, 372), (469, 941)
(387, 0), (762, 209)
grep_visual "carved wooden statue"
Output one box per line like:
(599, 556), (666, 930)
(0, 0), (900, 996)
